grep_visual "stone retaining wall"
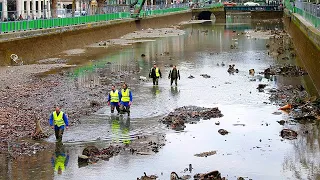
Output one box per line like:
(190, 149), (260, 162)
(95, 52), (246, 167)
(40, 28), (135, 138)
(0, 11), (192, 65)
(284, 10), (320, 94)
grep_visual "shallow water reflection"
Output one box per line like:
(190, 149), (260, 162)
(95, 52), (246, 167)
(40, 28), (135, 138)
(1, 16), (320, 180)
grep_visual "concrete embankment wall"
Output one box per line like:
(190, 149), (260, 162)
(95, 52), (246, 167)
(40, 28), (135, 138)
(283, 10), (320, 93)
(0, 11), (192, 65)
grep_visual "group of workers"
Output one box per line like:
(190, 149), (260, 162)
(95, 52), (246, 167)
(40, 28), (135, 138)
(150, 63), (180, 86)
(49, 64), (180, 143)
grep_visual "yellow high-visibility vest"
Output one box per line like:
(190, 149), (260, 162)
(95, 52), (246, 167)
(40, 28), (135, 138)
(53, 111), (65, 127)
(54, 155), (66, 172)
(151, 67), (160, 77)
(121, 89), (130, 102)
(110, 90), (119, 102)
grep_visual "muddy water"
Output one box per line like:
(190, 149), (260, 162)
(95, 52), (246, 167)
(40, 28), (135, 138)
(1, 15), (320, 180)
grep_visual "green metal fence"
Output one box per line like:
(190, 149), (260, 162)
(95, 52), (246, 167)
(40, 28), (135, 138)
(141, 7), (189, 17)
(294, 7), (320, 28)
(284, 0), (320, 29)
(0, 8), (188, 33)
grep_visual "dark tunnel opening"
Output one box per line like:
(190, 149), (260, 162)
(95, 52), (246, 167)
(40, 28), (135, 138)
(198, 11), (212, 20)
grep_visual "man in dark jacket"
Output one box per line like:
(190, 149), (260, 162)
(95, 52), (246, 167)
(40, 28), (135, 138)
(168, 65), (180, 86)
(149, 63), (162, 85)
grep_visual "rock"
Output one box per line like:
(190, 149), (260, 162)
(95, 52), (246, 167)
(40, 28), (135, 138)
(181, 175), (192, 180)
(277, 120), (286, 125)
(138, 172), (157, 180)
(249, 69), (255, 75)
(136, 152), (153, 155)
(280, 129), (298, 140)
(188, 75), (195, 79)
(257, 84), (267, 90)
(90, 100), (100, 107)
(266, 44), (270, 48)
(237, 177), (245, 180)
(139, 76), (147, 81)
(218, 129), (229, 135)
(215, 121), (220, 125)
(82, 146), (99, 156)
(200, 74), (211, 78)
(78, 155), (89, 165)
(161, 106), (223, 130)
(194, 150), (217, 157)
(194, 170), (224, 180)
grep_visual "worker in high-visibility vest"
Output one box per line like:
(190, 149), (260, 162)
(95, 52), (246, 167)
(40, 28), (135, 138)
(119, 83), (133, 116)
(51, 143), (69, 175)
(149, 63), (162, 85)
(107, 85), (121, 114)
(49, 106), (69, 142)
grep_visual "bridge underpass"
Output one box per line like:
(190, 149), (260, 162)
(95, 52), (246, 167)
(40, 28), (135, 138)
(192, 5), (283, 21)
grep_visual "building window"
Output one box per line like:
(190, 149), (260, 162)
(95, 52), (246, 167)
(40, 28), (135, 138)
(36, 1), (38, 10)
(24, 1), (27, 11)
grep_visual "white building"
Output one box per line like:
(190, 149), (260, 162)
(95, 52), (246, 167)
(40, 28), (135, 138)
(0, 0), (51, 19)
(0, 0), (87, 20)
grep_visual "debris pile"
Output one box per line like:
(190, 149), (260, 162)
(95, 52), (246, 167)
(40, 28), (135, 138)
(78, 145), (122, 166)
(137, 172), (158, 180)
(280, 129), (298, 140)
(200, 74), (211, 78)
(262, 64), (307, 77)
(194, 150), (217, 157)
(194, 170), (226, 180)
(218, 129), (229, 135)
(268, 85), (320, 121)
(161, 106), (223, 130)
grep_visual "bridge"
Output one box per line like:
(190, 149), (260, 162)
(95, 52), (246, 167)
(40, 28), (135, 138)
(224, 5), (282, 12)
(192, 5), (283, 21)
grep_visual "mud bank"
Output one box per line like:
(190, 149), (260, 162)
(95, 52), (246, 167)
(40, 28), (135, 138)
(284, 11), (320, 94)
(0, 11), (192, 66)
(0, 60), (142, 155)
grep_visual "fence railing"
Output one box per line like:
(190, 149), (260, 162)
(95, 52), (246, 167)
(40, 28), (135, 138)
(285, 0), (320, 29)
(0, 6), (189, 34)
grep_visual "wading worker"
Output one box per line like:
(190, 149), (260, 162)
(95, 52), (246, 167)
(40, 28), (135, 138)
(120, 83), (133, 116)
(49, 106), (69, 142)
(168, 65), (180, 86)
(149, 63), (162, 85)
(107, 85), (121, 114)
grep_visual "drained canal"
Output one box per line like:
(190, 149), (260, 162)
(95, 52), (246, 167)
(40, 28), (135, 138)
(1, 14), (320, 180)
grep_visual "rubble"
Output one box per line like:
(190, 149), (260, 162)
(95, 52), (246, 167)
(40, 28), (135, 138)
(161, 106), (223, 130)
(262, 64), (307, 77)
(218, 129), (229, 135)
(194, 170), (226, 180)
(267, 85), (320, 121)
(200, 74), (211, 78)
(137, 172), (158, 180)
(194, 150), (217, 157)
(280, 129), (298, 140)
(79, 145), (122, 166)
(188, 75), (195, 79)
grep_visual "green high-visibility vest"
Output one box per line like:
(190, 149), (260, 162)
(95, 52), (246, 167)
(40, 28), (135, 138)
(53, 111), (65, 127)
